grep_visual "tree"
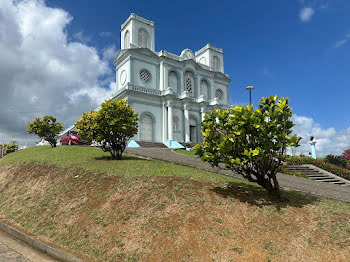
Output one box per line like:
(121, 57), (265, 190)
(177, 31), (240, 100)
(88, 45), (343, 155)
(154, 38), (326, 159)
(194, 95), (301, 198)
(0, 141), (19, 158)
(5, 141), (19, 154)
(75, 99), (139, 160)
(27, 115), (63, 147)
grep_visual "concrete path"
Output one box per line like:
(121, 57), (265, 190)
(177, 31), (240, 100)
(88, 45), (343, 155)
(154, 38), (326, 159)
(125, 148), (350, 203)
(0, 229), (59, 262)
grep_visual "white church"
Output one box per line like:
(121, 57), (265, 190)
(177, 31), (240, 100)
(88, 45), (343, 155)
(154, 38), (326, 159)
(111, 13), (231, 147)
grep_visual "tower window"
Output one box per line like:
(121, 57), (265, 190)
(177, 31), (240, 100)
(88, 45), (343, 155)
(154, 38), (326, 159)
(140, 69), (151, 83)
(213, 56), (220, 71)
(124, 31), (130, 49)
(138, 29), (149, 48)
(215, 89), (223, 100)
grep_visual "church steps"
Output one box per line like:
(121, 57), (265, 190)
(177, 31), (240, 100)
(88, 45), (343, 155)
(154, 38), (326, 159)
(285, 165), (350, 187)
(136, 141), (167, 148)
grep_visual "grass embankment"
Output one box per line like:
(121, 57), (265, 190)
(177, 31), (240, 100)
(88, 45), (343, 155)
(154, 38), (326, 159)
(1, 146), (350, 262)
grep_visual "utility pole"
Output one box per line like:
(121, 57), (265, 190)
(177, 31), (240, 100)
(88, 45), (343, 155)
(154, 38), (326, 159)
(1, 141), (4, 158)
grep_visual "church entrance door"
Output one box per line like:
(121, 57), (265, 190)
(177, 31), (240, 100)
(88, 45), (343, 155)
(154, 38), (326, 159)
(190, 125), (196, 143)
(141, 114), (153, 141)
(189, 117), (197, 143)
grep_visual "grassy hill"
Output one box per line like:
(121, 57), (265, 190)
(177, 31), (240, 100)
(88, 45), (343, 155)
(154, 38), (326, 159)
(0, 146), (350, 262)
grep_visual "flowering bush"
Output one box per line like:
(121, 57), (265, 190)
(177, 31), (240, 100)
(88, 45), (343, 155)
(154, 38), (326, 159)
(342, 148), (350, 160)
(286, 156), (350, 181)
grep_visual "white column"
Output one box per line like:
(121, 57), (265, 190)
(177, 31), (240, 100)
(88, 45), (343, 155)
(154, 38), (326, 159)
(167, 101), (173, 141)
(197, 75), (201, 98)
(164, 63), (168, 90)
(162, 101), (166, 143)
(184, 104), (190, 143)
(201, 107), (206, 122)
(160, 61), (164, 91)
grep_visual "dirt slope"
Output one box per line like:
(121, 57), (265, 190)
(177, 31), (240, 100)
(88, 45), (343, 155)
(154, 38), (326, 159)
(0, 162), (350, 262)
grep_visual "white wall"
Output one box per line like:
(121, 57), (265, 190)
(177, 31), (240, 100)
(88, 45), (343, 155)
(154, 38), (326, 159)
(214, 81), (229, 105)
(132, 59), (158, 89)
(116, 59), (130, 90)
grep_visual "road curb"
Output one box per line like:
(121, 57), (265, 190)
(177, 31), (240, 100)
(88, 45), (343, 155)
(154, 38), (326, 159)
(0, 220), (84, 262)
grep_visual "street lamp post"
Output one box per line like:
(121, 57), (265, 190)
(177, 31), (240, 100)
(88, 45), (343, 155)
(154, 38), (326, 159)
(245, 86), (255, 105)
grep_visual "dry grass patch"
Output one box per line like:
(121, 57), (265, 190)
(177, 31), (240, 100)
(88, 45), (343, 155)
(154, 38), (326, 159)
(1, 161), (350, 262)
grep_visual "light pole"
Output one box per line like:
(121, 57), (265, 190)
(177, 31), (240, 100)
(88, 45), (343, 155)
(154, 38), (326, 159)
(245, 86), (255, 105)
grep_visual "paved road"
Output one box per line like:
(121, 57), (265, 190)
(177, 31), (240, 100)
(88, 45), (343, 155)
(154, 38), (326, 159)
(0, 229), (59, 262)
(125, 148), (350, 203)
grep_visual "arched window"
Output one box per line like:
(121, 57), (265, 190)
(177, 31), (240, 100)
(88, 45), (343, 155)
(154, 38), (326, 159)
(213, 56), (220, 71)
(168, 71), (178, 93)
(138, 29), (148, 48)
(124, 31), (130, 49)
(185, 71), (194, 96)
(201, 79), (208, 99)
(173, 116), (179, 131)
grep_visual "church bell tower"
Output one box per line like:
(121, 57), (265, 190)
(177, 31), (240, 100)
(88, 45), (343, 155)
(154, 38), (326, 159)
(120, 13), (155, 51)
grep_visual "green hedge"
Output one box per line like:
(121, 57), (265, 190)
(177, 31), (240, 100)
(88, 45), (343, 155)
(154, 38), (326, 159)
(286, 156), (350, 181)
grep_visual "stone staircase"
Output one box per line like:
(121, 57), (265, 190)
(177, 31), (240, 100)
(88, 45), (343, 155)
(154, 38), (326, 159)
(136, 141), (167, 148)
(179, 142), (196, 148)
(286, 165), (350, 186)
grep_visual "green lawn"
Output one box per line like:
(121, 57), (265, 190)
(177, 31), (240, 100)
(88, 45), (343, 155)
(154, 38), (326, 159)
(0, 146), (245, 185)
(175, 149), (196, 157)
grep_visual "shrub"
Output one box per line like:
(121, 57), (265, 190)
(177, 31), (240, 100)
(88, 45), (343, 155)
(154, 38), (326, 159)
(75, 99), (139, 160)
(195, 95), (301, 198)
(0, 141), (19, 157)
(324, 154), (346, 168)
(27, 115), (63, 147)
(342, 148), (350, 160)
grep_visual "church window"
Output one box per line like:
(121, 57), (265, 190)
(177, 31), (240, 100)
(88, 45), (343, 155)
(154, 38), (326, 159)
(201, 79), (208, 99)
(213, 56), (220, 71)
(215, 89), (223, 100)
(124, 31), (130, 49)
(138, 29), (148, 48)
(140, 69), (151, 83)
(168, 71), (178, 92)
(185, 71), (194, 96)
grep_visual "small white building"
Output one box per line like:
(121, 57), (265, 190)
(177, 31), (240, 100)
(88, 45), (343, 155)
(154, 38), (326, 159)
(112, 13), (231, 146)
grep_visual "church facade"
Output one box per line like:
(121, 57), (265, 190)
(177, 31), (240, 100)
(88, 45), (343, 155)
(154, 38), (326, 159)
(112, 14), (231, 146)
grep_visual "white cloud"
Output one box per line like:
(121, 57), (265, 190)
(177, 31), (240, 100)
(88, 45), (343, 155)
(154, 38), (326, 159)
(100, 32), (113, 37)
(0, 0), (116, 147)
(262, 67), (275, 79)
(334, 39), (348, 48)
(333, 32), (350, 48)
(72, 31), (91, 43)
(290, 115), (350, 157)
(299, 7), (315, 22)
(102, 45), (118, 61)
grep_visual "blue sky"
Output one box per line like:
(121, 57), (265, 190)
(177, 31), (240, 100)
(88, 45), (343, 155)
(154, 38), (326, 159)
(1, 0), (350, 155)
(46, 0), (350, 129)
